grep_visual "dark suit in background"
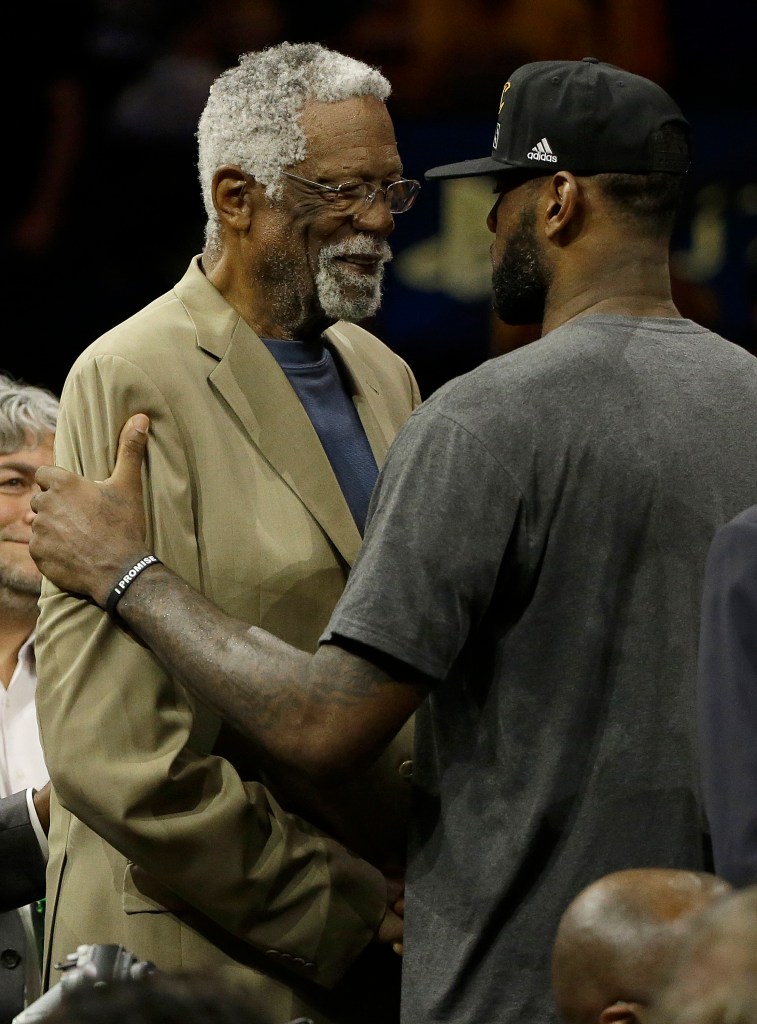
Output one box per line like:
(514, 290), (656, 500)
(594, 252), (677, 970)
(0, 790), (46, 1024)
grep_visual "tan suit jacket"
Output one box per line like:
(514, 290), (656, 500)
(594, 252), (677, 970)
(35, 257), (421, 1024)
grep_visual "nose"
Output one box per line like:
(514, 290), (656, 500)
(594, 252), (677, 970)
(351, 193), (395, 236)
(486, 194), (503, 234)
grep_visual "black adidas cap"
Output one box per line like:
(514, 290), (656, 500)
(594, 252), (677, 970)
(425, 57), (690, 181)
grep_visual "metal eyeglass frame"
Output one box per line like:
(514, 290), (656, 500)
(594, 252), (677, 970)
(281, 171), (421, 214)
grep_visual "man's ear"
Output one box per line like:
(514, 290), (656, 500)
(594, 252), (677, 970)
(598, 1000), (646, 1024)
(211, 165), (254, 232)
(544, 170), (580, 240)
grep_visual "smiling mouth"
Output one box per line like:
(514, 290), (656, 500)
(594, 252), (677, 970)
(336, 255), (381, 272)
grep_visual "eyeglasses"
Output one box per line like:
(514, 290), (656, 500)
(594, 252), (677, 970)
(282, 171), (421, 215)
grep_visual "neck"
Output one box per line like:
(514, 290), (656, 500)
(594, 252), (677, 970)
(542, 241), (680, 336)
(544, 293), (681, 335)
(0, 591), (37, 689)
(202, 250), (333, 343)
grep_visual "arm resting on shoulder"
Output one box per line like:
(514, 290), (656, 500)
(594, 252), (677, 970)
(33, 369), (406, 985)
(31, 411), (427, 783)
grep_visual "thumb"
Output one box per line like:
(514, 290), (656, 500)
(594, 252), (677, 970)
(111, 414), (150, 489)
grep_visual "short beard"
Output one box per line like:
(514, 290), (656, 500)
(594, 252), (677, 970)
(0, 562), (41, 621)
(315, 236), (393, 322)
(0, 561), (41, 595)
(491, 203), (548, 326)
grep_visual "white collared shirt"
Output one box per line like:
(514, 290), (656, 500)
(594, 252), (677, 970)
(0, 631), (49, 1007)
(0, 632), (48, 799)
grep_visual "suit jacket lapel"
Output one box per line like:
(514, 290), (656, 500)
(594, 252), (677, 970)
(325, 323), (398, 470)
(176, 262), (364, 566)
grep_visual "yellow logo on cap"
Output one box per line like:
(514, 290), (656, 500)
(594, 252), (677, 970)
(499, 81), (511, 113)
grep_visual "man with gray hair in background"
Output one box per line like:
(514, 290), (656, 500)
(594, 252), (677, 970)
(0, 372), (56, 1022)
(32, 42), (421, 1024)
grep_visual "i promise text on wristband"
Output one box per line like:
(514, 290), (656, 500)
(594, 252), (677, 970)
(105, 554), (162, 616)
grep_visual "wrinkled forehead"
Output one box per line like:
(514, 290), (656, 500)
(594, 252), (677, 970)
(297, 96), (399, 168)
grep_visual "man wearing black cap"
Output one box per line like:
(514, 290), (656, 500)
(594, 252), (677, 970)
(27, 58), (757, 1024)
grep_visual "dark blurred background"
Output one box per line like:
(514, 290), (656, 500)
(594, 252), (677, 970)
(3, 0), (756, 401)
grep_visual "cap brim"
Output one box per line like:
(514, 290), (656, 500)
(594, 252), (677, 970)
(424, 155), (511, 180)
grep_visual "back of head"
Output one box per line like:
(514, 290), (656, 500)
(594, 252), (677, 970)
(551, 868), (732, 1024)
(0, 371), (59, 454)
(648, 885), (757, 1024)
(197, 41), (391, 254)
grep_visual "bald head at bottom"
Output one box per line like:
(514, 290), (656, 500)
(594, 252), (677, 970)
(551, 868), (732, 1024)
(648, 883), (757, 1024)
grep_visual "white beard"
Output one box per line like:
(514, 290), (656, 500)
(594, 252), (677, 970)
(315, 235), (393, 321)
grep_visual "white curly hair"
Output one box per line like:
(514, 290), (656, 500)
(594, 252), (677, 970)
(0, 372), (58, 454)
(197, 41), (391, 256)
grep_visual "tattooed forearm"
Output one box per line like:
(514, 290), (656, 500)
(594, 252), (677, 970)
(115, 563), (424, 779)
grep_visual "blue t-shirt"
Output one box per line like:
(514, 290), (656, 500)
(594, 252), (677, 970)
(263, 338), (378, 535)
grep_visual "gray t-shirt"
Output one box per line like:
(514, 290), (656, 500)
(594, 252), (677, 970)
(323, 316), (757, 1024)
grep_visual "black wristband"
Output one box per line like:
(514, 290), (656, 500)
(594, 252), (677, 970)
(105, 554), (162, 616)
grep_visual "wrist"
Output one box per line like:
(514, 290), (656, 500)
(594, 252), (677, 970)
(102, 553), (162, 614)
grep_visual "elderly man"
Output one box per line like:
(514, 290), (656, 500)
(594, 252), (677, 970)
(32, 42), (421, 1024)
(30, 58), (757, 1024)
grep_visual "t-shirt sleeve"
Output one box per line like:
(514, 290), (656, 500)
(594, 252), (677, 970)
(322, 405), (526, 679)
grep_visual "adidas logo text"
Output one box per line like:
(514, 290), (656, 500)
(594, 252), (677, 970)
(527, 137), (557, 163)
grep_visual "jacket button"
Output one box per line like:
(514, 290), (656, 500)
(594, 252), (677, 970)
(0, 949), (21, 969)
(397, 759), (413, 780)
